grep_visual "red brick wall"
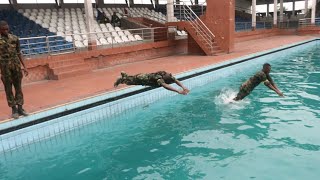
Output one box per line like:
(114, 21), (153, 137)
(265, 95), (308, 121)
(202, 0), (235, 53)
(297, 26), (320, 35)
(188, 35), (206, 55)
(235, 29), (280, 42)
(85, 40), (187, 69)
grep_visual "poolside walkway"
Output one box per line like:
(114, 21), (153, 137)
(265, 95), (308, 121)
(0, 35), (316, 121)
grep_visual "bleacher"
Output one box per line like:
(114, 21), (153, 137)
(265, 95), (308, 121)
(0, 9), (71, 55)
(0, 5), (197, 56)
(19, 8), (144, 49)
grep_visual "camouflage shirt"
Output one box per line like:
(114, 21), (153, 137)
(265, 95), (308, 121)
(136, 71), (176, 87)
(0, 34), (21, 68)
(240, 71), (271, 93)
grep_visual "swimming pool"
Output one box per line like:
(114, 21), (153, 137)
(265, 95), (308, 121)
(0, 40), (319, 179)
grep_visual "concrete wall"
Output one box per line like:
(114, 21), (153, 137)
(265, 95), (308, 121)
(234, 28), (298, 42)
(297, 26), (320, 35)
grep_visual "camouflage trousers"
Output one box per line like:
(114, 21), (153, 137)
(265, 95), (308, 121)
(122, 74), (150, 86)
(234, 85), (251, 101)
(0, 65), (24, 107)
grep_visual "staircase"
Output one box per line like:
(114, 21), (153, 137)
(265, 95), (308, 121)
(48, 58), (91, 80)
(169, 3), (222, 55)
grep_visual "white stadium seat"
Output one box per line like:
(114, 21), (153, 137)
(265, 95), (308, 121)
(114, 36), (123, 43)
(121, 36), (130, 42)
(134, 35), (143, 41)
(111, 31), (119, 37)
(65, 36), (73, 42)
(128, 35), (137, 41)
(118, 31), (125, 36)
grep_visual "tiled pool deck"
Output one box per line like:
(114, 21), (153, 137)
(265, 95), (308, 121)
(0, 35), (317, 122)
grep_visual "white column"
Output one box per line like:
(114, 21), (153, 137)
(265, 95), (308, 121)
(167, 0), (174, 22)
(274, 0), (278, 26)
(280, 0), (284, 22)
(267, 1), (270, 19)
(305, 0), (309, 17)
(292, 0), (295, 17)
(311, 0), (316, 24)
(252, 0), (256, 29)
(84, 0), (96, 44)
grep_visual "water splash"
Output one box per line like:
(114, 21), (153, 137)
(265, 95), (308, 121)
(214, 88), (250, 110)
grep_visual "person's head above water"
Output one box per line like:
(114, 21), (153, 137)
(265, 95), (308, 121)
(262, 63), (271, 74)
(162, 72), (175, 84)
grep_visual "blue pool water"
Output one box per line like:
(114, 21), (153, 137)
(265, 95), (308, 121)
(0, 44), (320, 180)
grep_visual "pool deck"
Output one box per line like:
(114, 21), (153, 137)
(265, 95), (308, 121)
(0, 35), (317, 121)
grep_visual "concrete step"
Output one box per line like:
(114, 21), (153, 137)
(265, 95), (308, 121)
(211, 50), (225, 56)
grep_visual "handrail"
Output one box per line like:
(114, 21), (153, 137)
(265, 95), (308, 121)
(171, 2), (215, 52)
(181, 4), (214, 51)
(183, 3), (215, 37)
(298, 17), (320, 27)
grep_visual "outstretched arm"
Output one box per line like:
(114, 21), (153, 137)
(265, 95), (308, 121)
(266, 74), (279, 90)
(175, 79), (190, 94)
(161, 83), (188, 95)
(264, 81), (284, 97)
(17, 40), (28, 76)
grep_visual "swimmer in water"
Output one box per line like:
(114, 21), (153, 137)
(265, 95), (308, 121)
(233, 63), (284, 101)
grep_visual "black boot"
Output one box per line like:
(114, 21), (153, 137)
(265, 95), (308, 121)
(18, 105), (28, 116)
(114, 77), (123, 87)
(12, 106), (19, 119)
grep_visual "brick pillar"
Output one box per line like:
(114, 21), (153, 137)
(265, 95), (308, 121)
(201, 0), (235, 53)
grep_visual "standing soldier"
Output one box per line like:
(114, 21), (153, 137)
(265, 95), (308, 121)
(0, 21), (29, 119)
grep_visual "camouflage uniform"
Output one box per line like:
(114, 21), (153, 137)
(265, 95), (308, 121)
(234, 71), (271, 100)
(120, 71), (176, 87)
(0, 34), (24, 107)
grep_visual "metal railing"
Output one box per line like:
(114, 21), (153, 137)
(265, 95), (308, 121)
(235, 21), (273, 32)
(175, 1), (207, 17)
(173, 2), (215, 52)
(298, 18), (320, 28)
(277, 20), (300, 29)
(19, 27), (168, 58)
